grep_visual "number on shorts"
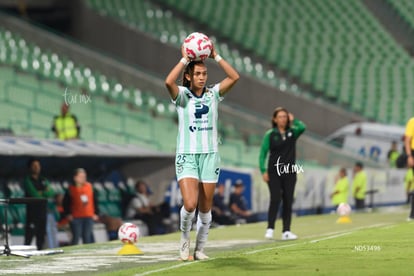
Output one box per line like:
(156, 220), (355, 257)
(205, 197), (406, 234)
(176, 155), (186, 165)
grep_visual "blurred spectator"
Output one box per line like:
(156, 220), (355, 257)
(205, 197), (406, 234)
(54, 193), (70, 246)
(212, 184), (235, 225)
(63, 168), (99, 245)
(229, 180), (258, 223)
(125, 180), (167, 235)
(405, 169), (414, 221)
(51, 103), (80, 140)
(405, 117), (414, 220)
(23, 158), (57, 250)
(55, 193), (69, 228)
(352, 162), (367, 210)
(396, 145), (408, 168)
(330, 168), (349, 208)
(387, 141), (399, 167)
(405, 117), (414, 168)
(405, 169), (413, 204)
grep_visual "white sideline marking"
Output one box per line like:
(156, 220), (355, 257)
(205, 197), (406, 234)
(309, 232), (353, 243)
(382, 225), (397, 230)
(245, 243), (298, 255)
(305, 223), (390, 239)
(245, 222), (393, 255)
(139, 222), (396, 274)
(135, 258), (216, 276)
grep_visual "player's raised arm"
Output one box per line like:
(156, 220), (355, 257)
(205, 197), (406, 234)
(209, 44), (240, 96)
(165, 46), (190, 100)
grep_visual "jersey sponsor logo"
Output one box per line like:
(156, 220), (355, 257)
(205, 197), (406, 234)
(194, 103), (209, 119)
(189, 125), (213, 132)
(197, 126), (213, 131)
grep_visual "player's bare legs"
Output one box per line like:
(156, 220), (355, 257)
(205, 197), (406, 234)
(179, 178), (199, 260)
(194, 182), (215, 260)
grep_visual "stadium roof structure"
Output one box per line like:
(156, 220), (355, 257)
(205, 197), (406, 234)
(0, 136), (173, 157)
(0, 136), (174, 179)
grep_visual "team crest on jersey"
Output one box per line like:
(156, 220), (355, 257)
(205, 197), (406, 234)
(204, 87), (214, 98)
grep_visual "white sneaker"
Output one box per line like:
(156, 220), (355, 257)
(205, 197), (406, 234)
(407, 217), (413, 222)
(265, 228), (274, 239)
(194, 250), (209, 260)
(179, 237), (190, 260)
(282, 231), (298, 241)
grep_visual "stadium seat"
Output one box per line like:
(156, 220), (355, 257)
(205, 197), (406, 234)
(84, 0), (314, 105)
(387, 0), (414, 30)
(103, 182), (122, 218)
(151, 0), (414, 126)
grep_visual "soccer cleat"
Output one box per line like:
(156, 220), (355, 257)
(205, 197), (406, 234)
(194, 250), (209, 260)
(265, 228), (274, 239)
(282, 231), (298, 241)
(407, 217), (414, 222)
(179, 237), (190, 260)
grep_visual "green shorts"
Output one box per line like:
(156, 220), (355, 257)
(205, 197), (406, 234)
(175, 152), (221, 183)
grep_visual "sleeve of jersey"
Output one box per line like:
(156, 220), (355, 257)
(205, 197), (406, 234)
(291, 118), (306, 138)
(405, 118), (414, 137)
(213, 83), (224, 102)
(171, 86), (186, 106)
(259, 130), (271, 174)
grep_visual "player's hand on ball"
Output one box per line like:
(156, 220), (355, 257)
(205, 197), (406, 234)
(181, 45), (190, 62)
(209, 42), (217, 59)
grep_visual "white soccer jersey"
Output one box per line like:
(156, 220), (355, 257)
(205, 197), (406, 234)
(172, 84), (223, 153)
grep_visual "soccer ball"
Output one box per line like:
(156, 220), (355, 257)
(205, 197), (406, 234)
(336, 203), (351, 217)
(118, 222), (140, 244)
(182, 32), (212, 61)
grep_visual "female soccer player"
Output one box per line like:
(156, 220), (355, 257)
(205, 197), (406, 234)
(259, 107), (306, 240)
(165, 43), (239, 260)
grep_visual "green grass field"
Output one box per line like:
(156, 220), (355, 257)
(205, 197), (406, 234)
(1, 209), (413, 275)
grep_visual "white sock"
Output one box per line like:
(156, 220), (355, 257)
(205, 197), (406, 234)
(180, 206), (195, 239)
(195, 211), (212, 252)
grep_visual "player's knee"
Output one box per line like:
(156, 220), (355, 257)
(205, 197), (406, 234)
(184, 200), (197, 212)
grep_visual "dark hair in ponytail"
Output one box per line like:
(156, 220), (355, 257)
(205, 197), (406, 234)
(272, 107), (290, 129)
(182, 60), (205, 88)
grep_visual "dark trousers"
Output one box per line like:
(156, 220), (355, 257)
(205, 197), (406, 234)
(354, 198), (365, 210)
(409, 192), (414, 219)
(267, 173), (296, 232)
(24, 202), (47, 250)
(70, 217), (94, 245)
